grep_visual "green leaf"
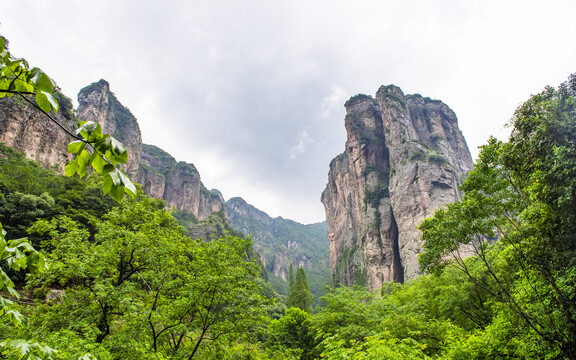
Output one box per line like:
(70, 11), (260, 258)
(31, 71), (54, 94)
(35, 91), (51, 114)
(76, 150), (91, 178)
(41, 91), (58, 112)
(65, 161), (78, 177)
(90, 152), (108, 173)
(76, 121), (102, 141)
(67, 140), (85, 154)
(118, 170), (137, 197)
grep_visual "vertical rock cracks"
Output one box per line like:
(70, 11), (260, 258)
(322, 85), (473, 290)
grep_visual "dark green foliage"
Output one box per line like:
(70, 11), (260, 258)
(267, 307), (319, 360)
(0, 143), (116, 241)
(226, 198), (330, 300)
(141, 143), (176, 174)
(427, 153), (448, 165)
(364, 183), (389, 209)
(334, 245), (366, 287)
(171, 208), (199, 228)
(410, 147), (427, 161)
(345, 111), (386, 146)
(344, 93), (378, 107)
(430, 134), (443, 144)
(286, 267), (314, 313)
(361, 163), (389, 180)
(52, 90), (75, 123)
(288, 263), (295, 291)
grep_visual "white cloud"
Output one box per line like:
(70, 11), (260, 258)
(319, 85), (348, 120)
(289, 131), (312, 160)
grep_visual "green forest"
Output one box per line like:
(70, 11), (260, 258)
(1, 35), (576, 359)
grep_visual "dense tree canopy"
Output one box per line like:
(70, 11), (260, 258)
(419, 74), (576, 358)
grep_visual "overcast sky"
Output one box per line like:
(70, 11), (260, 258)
(2, 1), (576, 224)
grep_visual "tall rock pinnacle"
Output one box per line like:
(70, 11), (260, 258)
(321, 86), (473, 290)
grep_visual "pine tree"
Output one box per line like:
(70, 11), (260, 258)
(286, 266), (314, 313)
(288, 263), (295, 292)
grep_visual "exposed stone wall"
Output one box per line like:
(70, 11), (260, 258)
(322, 86), (473, 290)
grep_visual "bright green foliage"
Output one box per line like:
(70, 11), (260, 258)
(21, 196), (267, 358)
(419, 74), (576, 358)
(65, 121), (136, 201)
(0, 144), (117, 241)
(321, 332), (431, 360)
(0, 338), (58, 360)
(0, 220), (53, 358)
(267, 308), (318, 360)
(314, 286), (380, 343)
(312, 278), (466, 359)
(0, 222), (48, 326)
(286, 267), (314, 313)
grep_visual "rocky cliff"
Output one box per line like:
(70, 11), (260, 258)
(226, 197), (330, 296)
(0, 92), (75, 171)
(322, 86), (473, 290)
(76, 80), (225, 220)
(136, 144), (224, 220)
(0, 79), (225, 223)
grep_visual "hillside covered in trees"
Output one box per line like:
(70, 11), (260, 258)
(1, 32), (576, 359)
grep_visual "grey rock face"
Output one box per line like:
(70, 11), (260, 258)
(135, 144), (224, 220)
(322, 87), (473, 290)
(0, 94), (75, 171)
(76, 81), (224, 220)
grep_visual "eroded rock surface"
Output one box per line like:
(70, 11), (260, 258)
(322, 87), (473, 289)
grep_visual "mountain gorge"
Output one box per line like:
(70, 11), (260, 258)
(322, 86), (473, 290)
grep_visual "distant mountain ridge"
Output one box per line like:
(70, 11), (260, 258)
(226, 197), (330, 296)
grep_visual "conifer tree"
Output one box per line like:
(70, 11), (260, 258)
(286, 266), (314, 313)
(288, 262), (295, 292)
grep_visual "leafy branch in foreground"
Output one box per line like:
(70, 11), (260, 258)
(0, 36), (135, 202)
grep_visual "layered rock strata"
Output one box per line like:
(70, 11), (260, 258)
(322, 86), (473, 290)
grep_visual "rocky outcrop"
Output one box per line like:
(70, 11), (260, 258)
(0, 93), (75, 171)
(77, 80), (142, 175)
(322, 87), (473, 290)
(226, 197), (330, 295)
(136, 144), (225, 220)
(76, 80), (224, 220)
